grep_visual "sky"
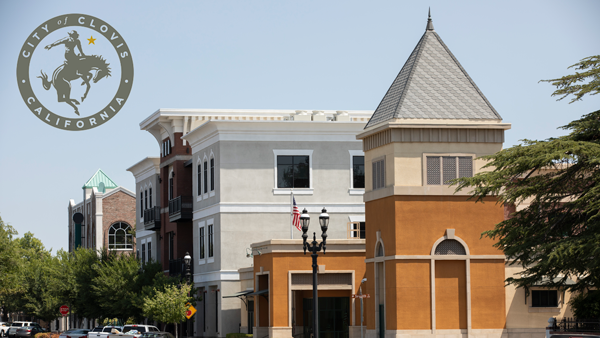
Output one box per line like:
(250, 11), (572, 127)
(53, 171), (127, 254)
(0, 1), (598, 253)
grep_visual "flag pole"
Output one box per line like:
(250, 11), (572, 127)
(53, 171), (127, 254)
(290, 189), (294, 239)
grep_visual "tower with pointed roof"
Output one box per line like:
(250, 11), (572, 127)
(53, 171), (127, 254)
(357, 12), (511, 338)
(68, 169), (136, 253)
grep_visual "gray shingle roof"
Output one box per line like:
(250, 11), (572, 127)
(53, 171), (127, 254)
(365, 17), (502, 129)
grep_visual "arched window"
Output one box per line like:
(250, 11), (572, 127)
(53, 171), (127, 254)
(108, 222), (133, 249)
(98, 182), (105, 193)
(376, 241), (384, 257)
(434, 239), (466, 255)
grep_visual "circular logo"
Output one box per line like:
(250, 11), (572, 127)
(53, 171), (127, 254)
(17, 14), (133, 131)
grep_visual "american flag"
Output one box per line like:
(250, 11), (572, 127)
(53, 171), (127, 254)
(292, 197), (302, 231)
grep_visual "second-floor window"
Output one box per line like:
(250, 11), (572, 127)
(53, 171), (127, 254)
(169, 173), (174, 200)
(147, 241), (152, 262)
(372, 159), (385, 190)
(149, 188), (152, 208)
(277, 155), (309, 188)
(208, 224), (214, 258)
(197, 164), (202, 196)
(210, 158), (215, 192)
(203, 161), (208, 194)
(199, 227), (205, 259)
(139, 193), (143, 218)
(144, 190), (148, 210)
(353, 156), (365, 189)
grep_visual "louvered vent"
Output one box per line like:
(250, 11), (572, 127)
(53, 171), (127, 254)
(434, 239), (466, 255)
(427, 157), (440, 185)
(442, 157), (457, 184)
(458, 157), (472, 178)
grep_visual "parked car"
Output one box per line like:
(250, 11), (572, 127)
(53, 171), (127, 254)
(0, 322), (10, 337)
(15, 326), (44, 338)
(107, 325), (159, 338)
(7, 323), (40, 338)
(59, 329), (90, 338)
(87, 326), (122, 338)
(139, 332), (174, 338)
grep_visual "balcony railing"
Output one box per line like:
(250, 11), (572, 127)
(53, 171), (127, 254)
(143, 206), (161, 230)
(168, 196), (193, 222)
(169, 257), (194, 279)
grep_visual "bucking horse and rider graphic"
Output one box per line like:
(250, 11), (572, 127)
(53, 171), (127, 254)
(37, 30), (111, 116)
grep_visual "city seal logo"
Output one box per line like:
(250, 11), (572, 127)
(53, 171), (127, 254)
(17, 14), (133, 131)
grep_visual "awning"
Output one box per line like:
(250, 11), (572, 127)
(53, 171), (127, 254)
(246, 289), (269, 297)
(223, 290), (254, 299)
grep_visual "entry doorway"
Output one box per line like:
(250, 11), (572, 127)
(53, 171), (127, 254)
(303, 297), (349, 338)
(247, 300), (254, 334)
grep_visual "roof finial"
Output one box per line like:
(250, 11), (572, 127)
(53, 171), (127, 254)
(426, 7), (435, 31)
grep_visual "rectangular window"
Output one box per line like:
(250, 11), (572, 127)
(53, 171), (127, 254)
(277, 155), (310, 188)
(427, 156), (473, 185)
(147, 242), (152, 262)
(210, 158), (215, 191)
(532, 290), (558, 307)
(372, 159), (385, 190)
(208, 224), (214, 258)
(169, 176), (174, 200)
(168, 232), (174, 261)
(144, 190), (148, 210)
(197, 164), (201, 196)
(140, 194), (143, 217)
(204, 161), (208, 194)
(199, 227), (205, 259)
(149, 188), (152, 208)
(142, 243), (146, 264)
(353, 156), (365, 189)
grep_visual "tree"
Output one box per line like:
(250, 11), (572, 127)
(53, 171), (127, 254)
(454, 55), (600, 312)
(540, 55), (600, 103)
(0, 216), (21, 321)
(142, 284), (192, 338)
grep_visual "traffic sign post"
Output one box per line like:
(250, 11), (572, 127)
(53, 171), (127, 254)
(60, 305), (69, 316)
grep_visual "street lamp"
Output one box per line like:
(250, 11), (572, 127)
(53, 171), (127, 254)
(183, 252), (191, 284)
(360, 278), (367, 338)
(301, 208), (329, 338)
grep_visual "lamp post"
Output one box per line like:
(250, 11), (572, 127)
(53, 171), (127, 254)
(360, 278), (367, 338)
(301, 208), (329, 338)
(183, 252), (191, 284)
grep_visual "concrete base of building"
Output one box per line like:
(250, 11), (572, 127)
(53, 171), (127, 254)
(350, 325), (367, 338)
(363, 328), (545, 338)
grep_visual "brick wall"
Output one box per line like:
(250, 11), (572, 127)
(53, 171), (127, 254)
(102, 190), (137, 252)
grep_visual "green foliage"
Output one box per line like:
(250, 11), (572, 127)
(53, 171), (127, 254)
(142, 283), (192, 338)
(226, 334), (253, 338)
(540, 55), (600, 103)
(0, 216), (21, 315)
(569, 290), (600, 318)
(454, 56), (600, 304)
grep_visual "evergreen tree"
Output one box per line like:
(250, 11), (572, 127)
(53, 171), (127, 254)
(454, 56), (600, 314)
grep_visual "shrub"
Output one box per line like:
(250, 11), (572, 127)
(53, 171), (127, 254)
(35, 333), (59, 338)
(225, 334), (253, 338)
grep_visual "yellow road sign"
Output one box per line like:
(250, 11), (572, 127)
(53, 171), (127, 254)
(185, 304), (197, 319)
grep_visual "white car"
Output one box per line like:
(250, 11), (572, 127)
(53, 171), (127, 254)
(87, 326), (123, 338)
(0, 323), (10, 337)
(107, 325), (160, 338)
(59, 329), (89, 338)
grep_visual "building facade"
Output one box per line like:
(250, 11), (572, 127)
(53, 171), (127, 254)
(131, 109), (372, 336)
(68, 169), (136, 253)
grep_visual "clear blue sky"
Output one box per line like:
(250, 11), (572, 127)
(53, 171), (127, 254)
(1, 1), (598, 253)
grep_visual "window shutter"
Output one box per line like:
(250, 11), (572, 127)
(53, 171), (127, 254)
(458, 157), (473, 178)
(442, 157), (457, 184)
(427, 157), (441, 185)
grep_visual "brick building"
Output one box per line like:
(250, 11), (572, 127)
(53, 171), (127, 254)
(68, 169), (137, 253)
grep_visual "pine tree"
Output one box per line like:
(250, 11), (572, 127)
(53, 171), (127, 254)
(454, 56), (600, 316)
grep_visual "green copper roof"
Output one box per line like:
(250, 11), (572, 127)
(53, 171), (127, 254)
(82, 169), (118, 190)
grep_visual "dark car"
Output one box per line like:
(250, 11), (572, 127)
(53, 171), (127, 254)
(139, 332), (174, 338)
(15, 326), (43, 338)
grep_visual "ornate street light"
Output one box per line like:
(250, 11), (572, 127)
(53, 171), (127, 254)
(301, 208), (329, 338)
(183, 252), (192, 284)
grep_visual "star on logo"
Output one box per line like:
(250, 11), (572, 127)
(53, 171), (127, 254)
(87, 36), (96, 45)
